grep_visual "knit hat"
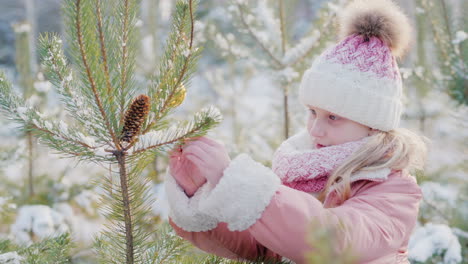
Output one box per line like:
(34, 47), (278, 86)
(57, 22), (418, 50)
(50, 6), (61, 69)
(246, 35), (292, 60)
(299, 0), (412, 131)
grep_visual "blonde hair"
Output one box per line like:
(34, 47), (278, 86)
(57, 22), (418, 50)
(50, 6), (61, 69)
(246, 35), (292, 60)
(318, 128), (429, 203)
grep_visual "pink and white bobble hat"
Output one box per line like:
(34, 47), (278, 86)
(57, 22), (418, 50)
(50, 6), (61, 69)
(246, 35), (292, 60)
(299, 0), (412, 131)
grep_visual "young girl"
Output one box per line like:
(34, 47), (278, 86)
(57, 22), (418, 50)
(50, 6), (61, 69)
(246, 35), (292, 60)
(165, 0), (428, 263)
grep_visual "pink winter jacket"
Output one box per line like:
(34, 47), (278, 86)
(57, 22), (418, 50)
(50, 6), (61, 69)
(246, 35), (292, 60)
(165, 134), (422, 264)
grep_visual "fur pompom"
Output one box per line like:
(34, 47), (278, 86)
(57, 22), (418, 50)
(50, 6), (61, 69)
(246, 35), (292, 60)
(339, 0), (412, 58)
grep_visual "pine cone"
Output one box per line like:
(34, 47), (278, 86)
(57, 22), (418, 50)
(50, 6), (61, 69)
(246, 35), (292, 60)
(120, 94), (151, 143)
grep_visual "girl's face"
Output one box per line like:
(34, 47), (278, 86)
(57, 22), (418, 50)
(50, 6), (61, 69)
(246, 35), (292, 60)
(307, 106), (372, 149)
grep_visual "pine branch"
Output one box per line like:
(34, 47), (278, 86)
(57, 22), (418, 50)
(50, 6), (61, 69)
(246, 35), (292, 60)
(96, 0), (113, 96)
(285, 4), (338, 67)
(119, 0), (131, 125)
(39, 33), (112, 146)
(75, 0), (120, 149)
(0, 233), (73, 263)
(130, 106), (222, 155)
(0, 73), (97, 158)
(143, 222), (191, 263)
(148, 0), (202, 128)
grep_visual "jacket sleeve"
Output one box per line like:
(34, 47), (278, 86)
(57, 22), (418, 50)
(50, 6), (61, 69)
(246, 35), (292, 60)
(165, 164), (282, 262)
(197, 154), (422, 263)
(169, 219), (282, 261)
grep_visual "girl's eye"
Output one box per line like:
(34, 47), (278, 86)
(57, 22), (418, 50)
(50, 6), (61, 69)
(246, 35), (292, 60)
(329, 115), (339, 121)
(309, 109), (316, 115)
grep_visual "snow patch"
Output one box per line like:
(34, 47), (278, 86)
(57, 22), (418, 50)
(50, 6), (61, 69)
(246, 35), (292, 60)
(10, 205), (69, 245)
(0, 252), (24, 264)
(421, 182), (459, 207)
(409, 223), (462, 264)
(452, 31), (467, 45)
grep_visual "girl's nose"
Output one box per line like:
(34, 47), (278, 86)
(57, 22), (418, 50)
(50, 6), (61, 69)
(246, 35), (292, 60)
(309, 120), (326, 138)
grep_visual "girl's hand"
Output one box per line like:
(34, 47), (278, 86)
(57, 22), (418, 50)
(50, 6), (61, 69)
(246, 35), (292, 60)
(169, 147), (207, 197)
(182, 137), (231, 186)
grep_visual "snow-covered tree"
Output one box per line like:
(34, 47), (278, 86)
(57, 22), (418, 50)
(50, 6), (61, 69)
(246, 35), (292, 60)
(209, 0), (346, 141)
(399, 1), (468, 263)
(418, 0), (467, 105)
(0, 0), (221, 263)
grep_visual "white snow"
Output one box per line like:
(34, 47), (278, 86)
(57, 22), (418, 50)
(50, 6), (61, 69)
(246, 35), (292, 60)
(33, 80), (52, 93)
(10, 205), (69, 245)
(44, 121), (53, 131)
(65, 73), (73, 82)
(58, 120), (68, 134)
(135, 19), (143, 28)
(15, 107), (29, 120)
(452, 31), (467, 45)
(79, 134), (97, 148)
(421, 182), (459, 207)
(53, 202), (104, 245)
(94, 146), (109, 157)
(409, 223), (462, 264)
(0, 252), (24, 264)
(215, 33), (229, 50)
(277, 67), (299, 83)
(73, 190), (100, 215)
(281, 30), (320, 65)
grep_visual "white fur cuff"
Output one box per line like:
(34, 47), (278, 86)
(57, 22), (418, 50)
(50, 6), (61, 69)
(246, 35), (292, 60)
(165, 170), (219, 232)
(199, 154), (281, 231)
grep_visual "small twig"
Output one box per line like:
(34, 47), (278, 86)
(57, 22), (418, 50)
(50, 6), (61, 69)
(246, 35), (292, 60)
(31, 123), (94, 149)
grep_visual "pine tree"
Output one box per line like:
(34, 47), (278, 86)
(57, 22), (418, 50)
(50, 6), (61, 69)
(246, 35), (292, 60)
(0, 0), (221, 263)
(399, 1), (467, 262)
(209, 0), (345, 140)
(418, 0), (467, 105)
(0, 233), (72, 264)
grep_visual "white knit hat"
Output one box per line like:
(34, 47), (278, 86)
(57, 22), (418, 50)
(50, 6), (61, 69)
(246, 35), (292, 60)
(299, 0), (412, 131)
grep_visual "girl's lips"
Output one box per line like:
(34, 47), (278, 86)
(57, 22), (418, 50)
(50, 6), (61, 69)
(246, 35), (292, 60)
(316, 144), (326, 149)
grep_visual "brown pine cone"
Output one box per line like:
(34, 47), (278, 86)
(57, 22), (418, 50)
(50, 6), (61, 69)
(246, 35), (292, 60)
(120, 94), (151, 143)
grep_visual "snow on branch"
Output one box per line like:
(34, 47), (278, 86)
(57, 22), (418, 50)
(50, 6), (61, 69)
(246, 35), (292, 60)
(130, 106), (222, 154)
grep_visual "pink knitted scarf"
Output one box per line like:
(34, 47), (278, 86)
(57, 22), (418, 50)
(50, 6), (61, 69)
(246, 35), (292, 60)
(272, 132), (368, 193)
